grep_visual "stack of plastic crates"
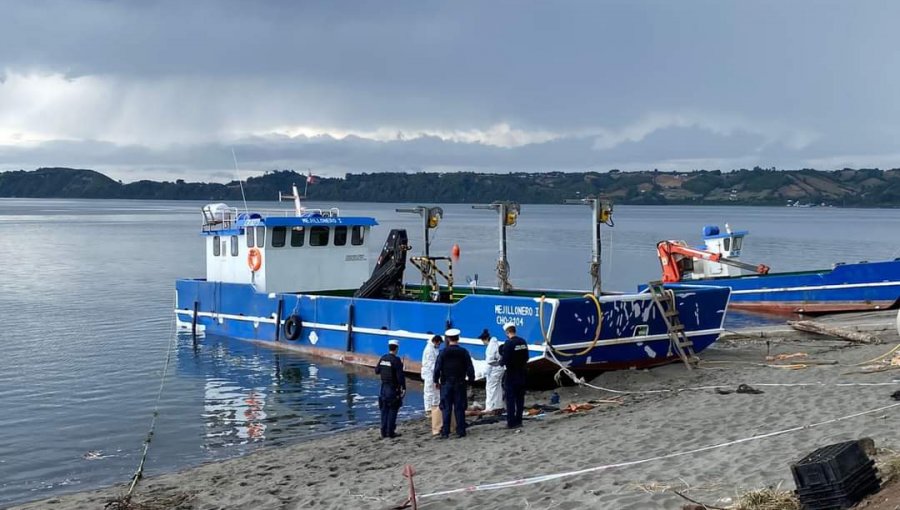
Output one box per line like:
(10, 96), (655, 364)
(791, 440), (880, 510)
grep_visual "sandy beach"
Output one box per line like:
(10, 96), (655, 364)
(13, 323), (900, 510)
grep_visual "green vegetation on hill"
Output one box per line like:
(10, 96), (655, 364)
(1, 166), (899, 206)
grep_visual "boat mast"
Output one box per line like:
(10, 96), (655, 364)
(565, 197), (613, 295)
(473, 201), (520, 293)
(278, 184), (306, 216)
(396, 205), (443, 258)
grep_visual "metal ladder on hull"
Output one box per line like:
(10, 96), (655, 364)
(646, 281), (698, 369)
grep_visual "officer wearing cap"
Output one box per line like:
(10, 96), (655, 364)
(433, 328), (475, 438)
(375, 339), (406, 439)
(500, 322), (529, 429)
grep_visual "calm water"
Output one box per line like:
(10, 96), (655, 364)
(1, 199), (899, 506)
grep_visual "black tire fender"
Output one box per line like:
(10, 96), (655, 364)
(283, 315), (302, 340)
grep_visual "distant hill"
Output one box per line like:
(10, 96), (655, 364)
(2, 166), (900, 206)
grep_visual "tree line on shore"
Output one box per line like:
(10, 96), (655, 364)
(2, 166), (899, 206)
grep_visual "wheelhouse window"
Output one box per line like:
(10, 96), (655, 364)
(272, 226), (287, 248)
(351, 226), (365, 246)
(734, 237), (743, 250)
(246, 227), (255, 248)
(213, 235), (221, 256)
(334, 226), (348, 246)
(255, 226), (265, 248)
(230, 236), (239, 256)
(290, 227), (305, 247)
(723, 237), (731, 251)
(309, 226), (330, 246)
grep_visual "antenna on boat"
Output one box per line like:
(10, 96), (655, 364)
(230, 147), (249, 214)
(278, 183), (305, 216)
(472, 201), (520, 293)
(565, 196), (613, 295)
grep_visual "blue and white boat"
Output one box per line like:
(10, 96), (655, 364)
(650, 225), (900, 315)
(174, 190), (731, 376)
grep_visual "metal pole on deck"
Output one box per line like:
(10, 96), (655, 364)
(591, 198), (602, 296)
(499, 203), (508, 291)
(423, 213), (431, 259)
(473, 202), (519, 293)
(564, 197), (612, 296)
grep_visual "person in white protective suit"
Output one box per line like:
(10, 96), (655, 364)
(421, 334), (443, 414)
(481, 332), (505, 414)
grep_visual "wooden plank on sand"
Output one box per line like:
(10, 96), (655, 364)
(787, 320), (883, 344)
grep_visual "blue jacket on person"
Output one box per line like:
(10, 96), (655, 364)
(433, 344), (475, 385)
(500, 335), (529, 374)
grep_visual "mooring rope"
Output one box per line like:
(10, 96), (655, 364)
(545, 348), (900, 395)
(538, 294), (603, 358)
(123, 317), (180, 503)
(416, 401), (900, 499)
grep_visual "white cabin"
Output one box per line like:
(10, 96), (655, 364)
(690, 224), (749, 279)
(200, 203), (377, 293)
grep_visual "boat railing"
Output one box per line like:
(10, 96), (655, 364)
(201, 204), (239, 232)
(201, 206), (342, 231)
(248, 207), (342, 218)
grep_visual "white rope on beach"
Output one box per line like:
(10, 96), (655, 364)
(417, 401), (900, 500)
(544, 342), (900, 395)
(562, 380), (900, 396)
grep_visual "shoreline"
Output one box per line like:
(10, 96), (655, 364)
(11, 332), (900, 510)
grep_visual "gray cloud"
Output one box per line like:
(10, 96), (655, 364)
(1, 0), (899, 180)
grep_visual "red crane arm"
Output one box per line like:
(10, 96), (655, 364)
(656, 241), (770, 283)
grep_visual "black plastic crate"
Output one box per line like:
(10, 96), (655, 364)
(799, 474), (879, 501)
(791, 441), (871, 489)
(795, 460), (877, 498)
(798, 477), (880, 510)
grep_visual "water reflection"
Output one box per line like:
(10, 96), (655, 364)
(178, 333), (423, 452)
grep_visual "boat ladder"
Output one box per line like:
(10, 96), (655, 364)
(646, 281), (697, 369)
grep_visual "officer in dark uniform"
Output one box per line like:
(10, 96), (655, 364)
(499, 322), (529, 429)
(375, 339), (406, 439)
(432, 328), (475, 438)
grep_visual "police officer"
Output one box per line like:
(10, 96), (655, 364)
(375, 339), (406, 439)
(500, 322), (528, 429)
(433, 328), (475, 438)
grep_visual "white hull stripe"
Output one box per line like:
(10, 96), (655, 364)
(728, 280), (900, 295)
(175, 309), (723, 354)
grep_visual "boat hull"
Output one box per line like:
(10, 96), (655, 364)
(645, 260), (900, 315)
(175, 280), (731, 375)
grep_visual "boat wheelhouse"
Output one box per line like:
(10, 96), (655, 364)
(176, 189), (731, 376)
(200, 202), (376, 294)
(648, 224), (900, 315)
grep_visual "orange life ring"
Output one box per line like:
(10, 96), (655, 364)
(247, 247), (263, 272)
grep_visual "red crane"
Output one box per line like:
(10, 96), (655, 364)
(656, 240), (770, 283)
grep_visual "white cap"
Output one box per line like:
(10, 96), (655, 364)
(445, 328), (461, 337)
(503, 322), (517, 331)
(388, 339), (400, 346)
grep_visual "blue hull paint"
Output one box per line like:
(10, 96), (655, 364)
(175, 280), (730, 374)
(642, 260), (900, 314)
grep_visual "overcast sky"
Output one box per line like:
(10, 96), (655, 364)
(1, 0), (899, 182)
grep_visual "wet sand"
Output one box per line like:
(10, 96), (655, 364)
(13, 331), (900, 510)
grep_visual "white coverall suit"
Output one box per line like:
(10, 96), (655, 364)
(421, 343), (440, 412)
(484, 337), (505, 412)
